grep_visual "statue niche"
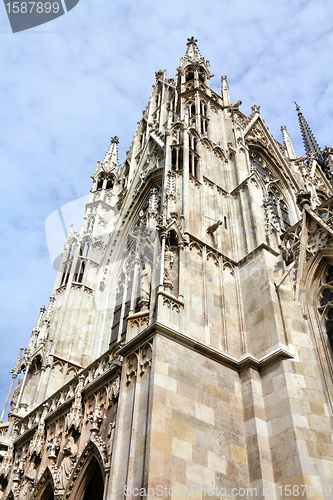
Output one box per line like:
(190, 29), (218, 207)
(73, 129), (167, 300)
(163, 231), (179, 294)
(139, 261), (152, 311)
(56, 436), (77, 490)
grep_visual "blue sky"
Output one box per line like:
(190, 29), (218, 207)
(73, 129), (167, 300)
(0, 0), (332, 413)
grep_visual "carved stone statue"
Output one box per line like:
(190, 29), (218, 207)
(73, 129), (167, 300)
(139, 262), (151, 309)
(57, 437), (77, 490)
(163, 246), (175, 289)
(10, 378), (23, 411)
(109, 421), (116, 453)
(18, 461), (37, 499)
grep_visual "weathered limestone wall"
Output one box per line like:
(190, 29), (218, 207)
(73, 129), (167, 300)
(145, 335), (248, 499)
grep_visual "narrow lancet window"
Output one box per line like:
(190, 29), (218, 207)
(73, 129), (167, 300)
(319, 266), (333, 354)
(268, 187), (291, 232)
(189, 134), (199, 178)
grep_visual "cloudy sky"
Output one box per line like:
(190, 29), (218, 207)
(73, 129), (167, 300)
(0, 0), (332, 413)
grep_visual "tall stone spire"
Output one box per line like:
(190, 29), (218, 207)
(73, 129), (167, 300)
(295, 102), (325, 167)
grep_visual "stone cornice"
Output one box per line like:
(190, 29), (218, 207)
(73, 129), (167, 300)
(118, 322), (294, 373)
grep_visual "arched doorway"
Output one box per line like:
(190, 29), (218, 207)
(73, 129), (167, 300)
(34, 479), (54, 500)
(68, 453), (105, 500)
(41, 482), (54, 500)
(82, 456), (104, 500)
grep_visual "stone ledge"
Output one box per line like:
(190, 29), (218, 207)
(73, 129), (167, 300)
(117, 321), (294, 373)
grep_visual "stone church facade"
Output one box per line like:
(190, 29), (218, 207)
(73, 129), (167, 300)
(0, 38), (333, 499)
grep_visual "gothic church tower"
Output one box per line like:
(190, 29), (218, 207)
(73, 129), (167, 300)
(1, 38), (333, 499)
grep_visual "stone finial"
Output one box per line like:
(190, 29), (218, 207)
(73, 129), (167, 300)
(155, 69), (166, 82)
(251, 104), (260, 114)
(187, 36), (198, 45)
(221, 76), (230, 107)
(183, 36), (203, 62)
(33, 306), (46, 333)
(281, 125), (296, 160)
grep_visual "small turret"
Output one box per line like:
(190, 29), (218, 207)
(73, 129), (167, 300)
(178, 37), (213, 90)
(92, 136), (119, 192)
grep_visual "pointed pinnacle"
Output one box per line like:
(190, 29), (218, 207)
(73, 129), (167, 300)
(295, 103), (325, 169)
(184, 36), (202, 60)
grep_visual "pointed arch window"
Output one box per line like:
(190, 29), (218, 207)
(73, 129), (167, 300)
(106, 178), (113, 190)
(60, 243), (77, 287)
(139, 122), (147, 151)
(96, 175), (104, 191)
(319, 266), (333, 354)
(268, 187), (291, 231)
(111, 272), (133, 344)
(171, 128), (183, 171)
(61, 262), (71, 286)
(198, 69), (205, 83)
(72, 241), (89, 283)
(74, 259), (86, 283)
(250, 154), (271, 180)
(186, 70), (194, 82)
(87, 216), (95, 233)
(79, 242), (89, 258)
(189, 134), (199, 178)
(200, 100), (208, 134)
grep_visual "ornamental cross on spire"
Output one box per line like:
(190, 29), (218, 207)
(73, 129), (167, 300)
(294, 101), (300, 112)
(187, 36), (198, 45)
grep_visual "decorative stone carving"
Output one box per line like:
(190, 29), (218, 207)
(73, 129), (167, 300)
(163, 246), (175, 289)
(162, 295), (181, 313)
(296, 190), (311, 210)
(55, 437), (77, 491)
(106, 376), (120, 407)
(126, 353), (138, 385)
(47, 440), (60, 466)
(0, 422), (19, 478)
(139, 262), (151, 309)
(10, 378), (23, 411)
(65, 375), (85, 432)
(44, 296), (55, 325)
(28, 404), (48, 457)
(17, 461), (37, 500)
(125, 343), (152, 386)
